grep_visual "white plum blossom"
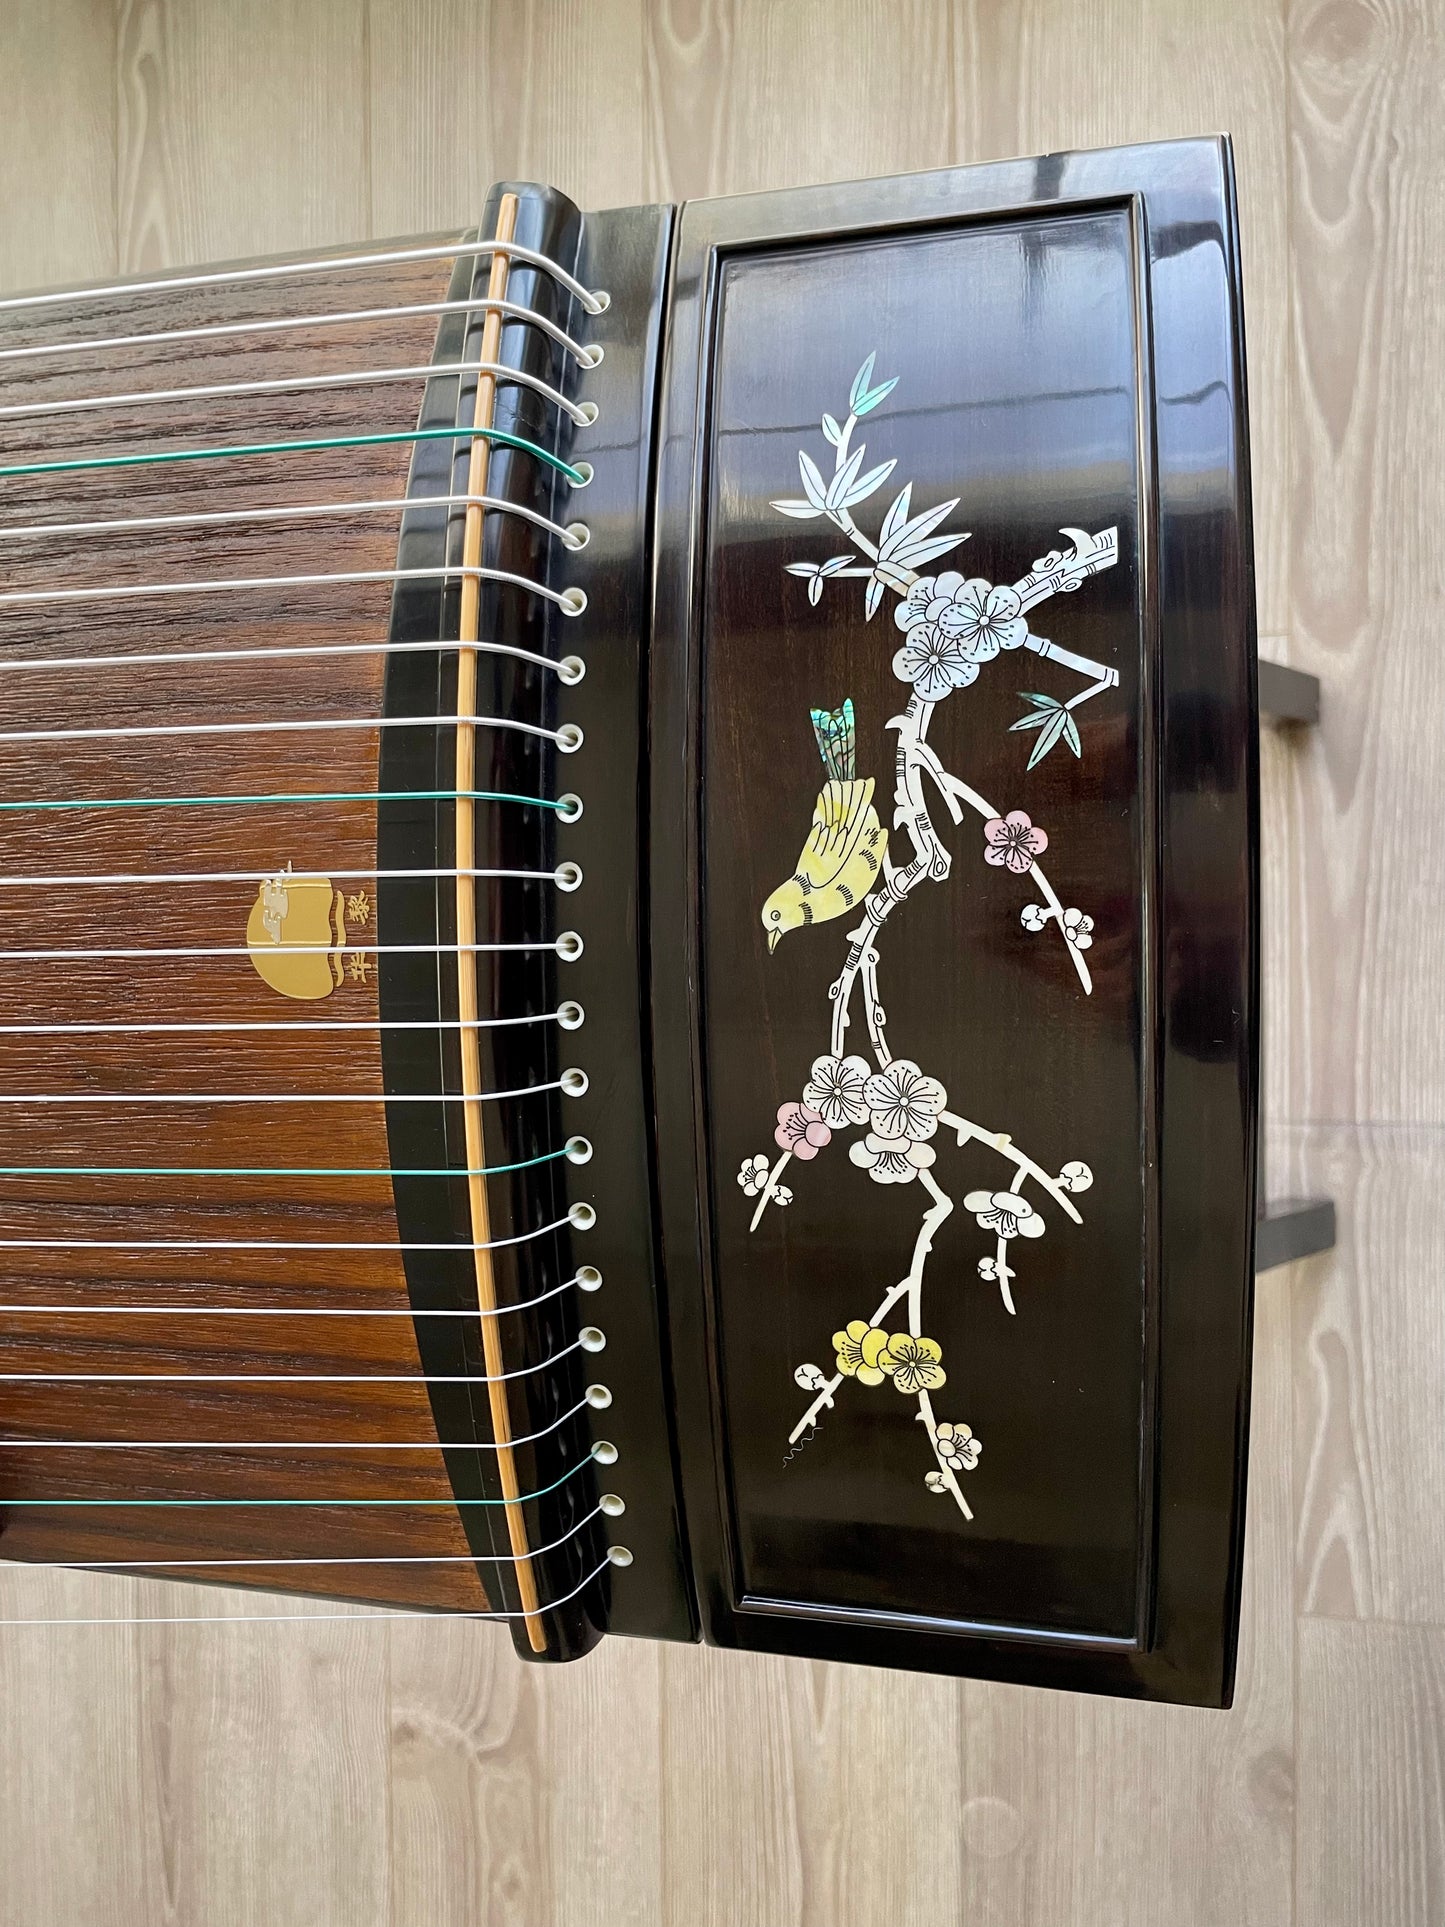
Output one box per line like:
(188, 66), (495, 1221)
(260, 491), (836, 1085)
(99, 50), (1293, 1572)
(934, 1421), (982, 1472)
(737, 1154), (771, 1196)
(1020, 903), (1051, 933)
(892, 572), (1031, 700)
(964, 1188), (1047, 1240)
(1062, 907), (1094, 951)
(850, 1131), (937, 1185)
(1058, 1160), (1094, 1193)
(863, 1058), (946, 1143)
(802, 1052), (872, 1127)
(773, 1185), (794, 1207)
(892, 626), (978, 699)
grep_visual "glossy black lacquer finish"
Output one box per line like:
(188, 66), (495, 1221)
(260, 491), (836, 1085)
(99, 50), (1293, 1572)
(379, 186), (601, 1661)
(650, 138), (1259, 1704)
(560, 200), (698, 1643)
(379, 188), (696, 1657)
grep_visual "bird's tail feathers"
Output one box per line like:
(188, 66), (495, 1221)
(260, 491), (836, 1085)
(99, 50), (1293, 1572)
(810, 697), (856, 783)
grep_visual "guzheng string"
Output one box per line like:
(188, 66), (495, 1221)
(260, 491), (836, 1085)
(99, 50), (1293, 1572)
(0, 208), (630, 1623)
(0, 424), (589, 484)
(2, 1386), (614, 1449)
(0, 359), (599, 426)
(0, 1004), (586, 1030)
(0, 1256), (603, 1302)
(0, 1330), (607, 1381)
(0, 1554), (629, 1629)
(0, 563), (589, 609)
(0, 234), (610, 312)
(0, 495), (592, 548)
(1, 1450), (606, 1506)
(0, 639), (587, 681)
(0, 297), (603, 367)
(0, 790), (572, 814)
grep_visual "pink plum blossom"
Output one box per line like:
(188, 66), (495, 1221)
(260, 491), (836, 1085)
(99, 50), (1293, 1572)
(982, 810), (1048, 875)
(775, 1101), (832, 1160)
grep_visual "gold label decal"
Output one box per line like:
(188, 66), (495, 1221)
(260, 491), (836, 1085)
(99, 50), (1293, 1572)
(246, 864), (370, 1001)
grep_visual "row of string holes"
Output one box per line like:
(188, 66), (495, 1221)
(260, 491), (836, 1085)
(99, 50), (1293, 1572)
(555, 307), (631, 1576)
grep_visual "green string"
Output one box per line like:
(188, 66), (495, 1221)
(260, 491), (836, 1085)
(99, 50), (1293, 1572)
(0, 423), (585, 485)
(0, 1149), (568, 1177)
(0, 788), (564, 814)
(0, 1458), (596, 1509)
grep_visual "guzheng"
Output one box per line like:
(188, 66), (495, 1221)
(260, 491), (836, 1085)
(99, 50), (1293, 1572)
(0, 137), (1264, 1705)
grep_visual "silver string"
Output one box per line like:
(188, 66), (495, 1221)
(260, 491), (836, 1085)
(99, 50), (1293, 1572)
(0, 1340), (595, 1384)
(0, 635), (581, 679)
(0, 865), (565, 888)
(0, 295), (596, 367)
(0, 236), (608, 315)
(0, 1390), (602, 1449)
(0, 358), (594, 428)
(0, 940), (574, 960)
(0, 563), (586, 614)
(0, 1014), (580, 1034)
(0, 491), (588, 549)
(0, 1552), (624, 1626)
(0, 1078), (581, 1106)
(0, 712), (572, 746)
(40, 1507), (607, 1571)
(0, 1278), (594, 1318)
(0, 1225), (583, 1255)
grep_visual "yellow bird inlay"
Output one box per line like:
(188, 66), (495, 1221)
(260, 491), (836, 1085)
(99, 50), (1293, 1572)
(762, 699), (888, 952)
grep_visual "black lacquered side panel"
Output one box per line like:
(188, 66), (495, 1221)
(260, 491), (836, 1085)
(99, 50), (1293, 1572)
(651, 137), (1257, 1705)
(698, 210), (1148, 1643)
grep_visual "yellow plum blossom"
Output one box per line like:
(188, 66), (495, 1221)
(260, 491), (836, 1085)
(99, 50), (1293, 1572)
(878, 1332), (946, 1394)
(832, 1319), (889, 1387)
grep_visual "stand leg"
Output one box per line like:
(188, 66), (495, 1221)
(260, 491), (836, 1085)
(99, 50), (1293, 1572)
(1256, 656), (1335, 1274)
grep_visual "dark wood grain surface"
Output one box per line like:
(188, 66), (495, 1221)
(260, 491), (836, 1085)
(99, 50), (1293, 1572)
(0, 248), (489, 1610)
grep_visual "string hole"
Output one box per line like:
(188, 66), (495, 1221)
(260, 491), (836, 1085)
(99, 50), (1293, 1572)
(574, 400), (600, 428)
(607, 1545), (633, 1568)
(564, 521), (591, 550)
(591, 1440), (618, 1466)
(570, 461), (594, 488)
(559, 586), (588, 617)
(556, 722), (584, 754)
(556, 931), (583, 963)
(565, 1135), (593, 1165)
(578, 1326), (606, 1353)
(560, 1067), (589, 1097)
(599, 1493), (626, 1517)
(586, 1382), (612, 1409)
(588, 290), (612, 315)
(580, 343), (604, 369)
(557, 999), (585, 1030)
(556, 792), (583, 823)
(576, 1263), (602, 1288)
(569, 1204), (597, 1233)
(554, 861), (583, 893)
(557, 654), (586, 686)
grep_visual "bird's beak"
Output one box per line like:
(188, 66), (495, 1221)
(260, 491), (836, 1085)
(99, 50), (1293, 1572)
(767, 929), (781, 954)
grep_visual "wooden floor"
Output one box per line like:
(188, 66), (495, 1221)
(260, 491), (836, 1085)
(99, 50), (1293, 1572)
(0, 1), (1441, 1921)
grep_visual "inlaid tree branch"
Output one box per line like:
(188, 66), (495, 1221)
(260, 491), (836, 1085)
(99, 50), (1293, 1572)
(741, 356), (1112, 1522)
